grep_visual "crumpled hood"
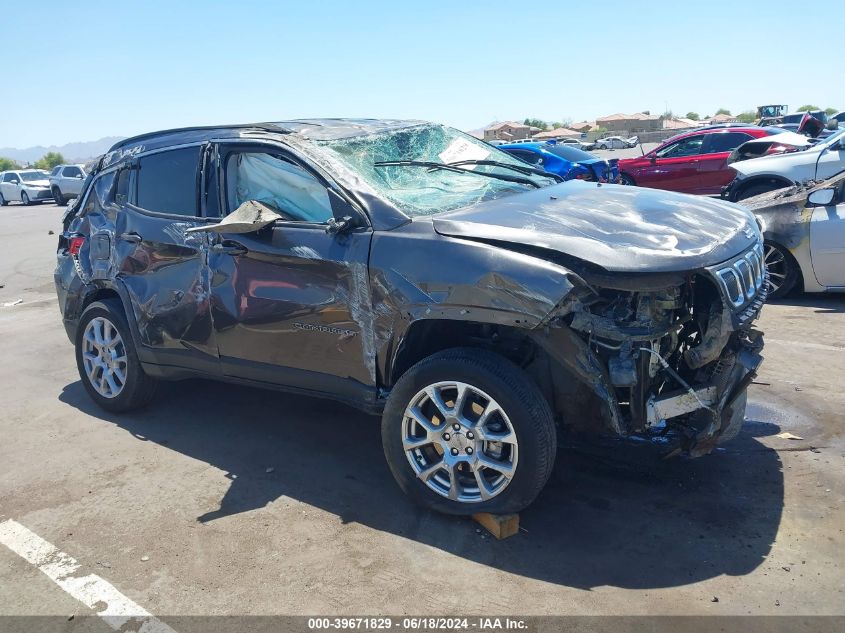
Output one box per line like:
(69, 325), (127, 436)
(432, 181), (759, 273)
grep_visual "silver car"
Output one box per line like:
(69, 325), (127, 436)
(0, 170), (53, 205)
(48, 164), (87, 205)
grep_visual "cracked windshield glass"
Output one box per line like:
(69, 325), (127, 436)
(318, 124), (556, 216)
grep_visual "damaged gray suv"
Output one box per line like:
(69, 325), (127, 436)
(55, 119), (766, 515)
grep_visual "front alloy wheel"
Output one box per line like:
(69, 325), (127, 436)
(763, 242), (798, 299)
(382, 348), (556, 515)
(402, 381), (518, 503)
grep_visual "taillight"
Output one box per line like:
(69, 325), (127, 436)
(68, 236), (85, 255)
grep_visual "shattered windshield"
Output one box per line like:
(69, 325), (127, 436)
(316, 124), (556, 217)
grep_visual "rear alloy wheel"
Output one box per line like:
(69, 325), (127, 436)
(382, 348), (556, 515)
(763, 242), (799, 299)
(76, 300), (158, 412)
(20, 191), (30, 205)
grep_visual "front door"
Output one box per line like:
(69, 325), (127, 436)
(207, 144), (376, 402)
(638, 134), (705, 193)
(809, 184), (845, 288)
(697, 131), (755, 195)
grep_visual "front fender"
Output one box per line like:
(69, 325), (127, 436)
(369, 221), (579, 385)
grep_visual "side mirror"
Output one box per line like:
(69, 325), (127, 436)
(808, 188), (835, 206)
(649, 155), (657, 163)
(186, 200), (285, 235)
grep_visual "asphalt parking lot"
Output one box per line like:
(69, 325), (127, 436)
(0, 202), (843, 621)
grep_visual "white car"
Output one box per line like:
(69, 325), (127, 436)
(0, 170), (53, 205)
(595, 136), (639, 150)
(725, 129), (845, 201)
(745, 172), (845, 298)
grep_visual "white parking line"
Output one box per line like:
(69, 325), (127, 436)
(0, 519), (177, 633)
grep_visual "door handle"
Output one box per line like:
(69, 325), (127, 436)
(211, 241), (247, 256)
(119, 232), (142, 244)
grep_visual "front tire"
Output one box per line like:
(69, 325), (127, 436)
(382, 348), (556, 515)
(75, 300), (158, 412)
(763, 241), (799, 299)
(0, 192), (7, 206)
(620, 173), (635, 186)
(20, 191), (30, 205)
(52, 187), (67, 205)
(736, 181), (788, 202)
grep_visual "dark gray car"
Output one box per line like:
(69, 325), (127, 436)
(55, 119), (767, 515)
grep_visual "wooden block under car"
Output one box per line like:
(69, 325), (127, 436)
(472, 512), (519, 540)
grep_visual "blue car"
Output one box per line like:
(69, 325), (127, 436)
(499, 141), (620, 183)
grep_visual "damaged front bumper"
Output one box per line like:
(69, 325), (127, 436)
(540, 241), (767, 457)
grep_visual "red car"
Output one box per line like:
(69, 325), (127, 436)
(618, 127), (773, 195)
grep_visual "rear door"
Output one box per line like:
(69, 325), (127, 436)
(698, 131), (754, 194)
(106, 146), (217, 374)
(636, 135), (704, 193)
(206, 143), (376, 402)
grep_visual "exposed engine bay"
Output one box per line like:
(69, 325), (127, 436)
(539, 242), (767, 457)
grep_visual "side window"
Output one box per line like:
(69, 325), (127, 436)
(81, 173), (116, 216)
(51, 166), (62, 176)
(656, 136), (704, 158)
(507, 149), (544, 166)
(2, 173), (13, 183)
(113, 168), (133, 206)
(63, 166), (83, 178)
(223, 152), (333, 223)
(704, 132), (753, 154)
(136, 147), (200, 215)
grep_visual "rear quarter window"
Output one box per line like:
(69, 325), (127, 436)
(136, 147), (201, 215)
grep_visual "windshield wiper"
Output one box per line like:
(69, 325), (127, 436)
(447, 159), (563, 183)
(373, 160), (543, 188)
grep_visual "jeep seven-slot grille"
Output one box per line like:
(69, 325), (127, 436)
(708, 242), (766, 317)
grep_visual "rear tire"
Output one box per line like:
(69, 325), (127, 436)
(382, 348), (556, 515)
(763, 241), (799, 299)
(0, 192), (7, 206)
(52, 187), (67, 205)
(620, 173), (635, 186)
(75, 299), (158, 412)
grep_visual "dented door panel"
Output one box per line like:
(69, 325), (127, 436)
(209, 223), (375, 399)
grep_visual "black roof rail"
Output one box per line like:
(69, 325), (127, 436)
(108, 122), (291, 152)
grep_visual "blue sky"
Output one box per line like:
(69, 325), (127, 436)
(3, 0), (841, 148)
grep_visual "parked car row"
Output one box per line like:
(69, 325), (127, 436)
(0, 164), (87, 206)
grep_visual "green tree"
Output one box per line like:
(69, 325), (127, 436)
(522, 118), (548, 131)
(33, 152), (65, 170)
(0, 157), (21, 171)
(715, 108), (732, 116)
(796, 105), (820, 112)
(685, 112), (700, 121)
(736, 110), (757, 123)
(824, 107), (838, 115)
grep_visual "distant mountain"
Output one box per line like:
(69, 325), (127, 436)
(0, 136), (127, 164)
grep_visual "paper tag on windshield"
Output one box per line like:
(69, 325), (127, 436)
(438, 138), (490, 169)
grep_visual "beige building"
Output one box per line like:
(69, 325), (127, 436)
(532, 127), (581, 140)
(595, 112), (662, 133)
(483, 121), (532, 141)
